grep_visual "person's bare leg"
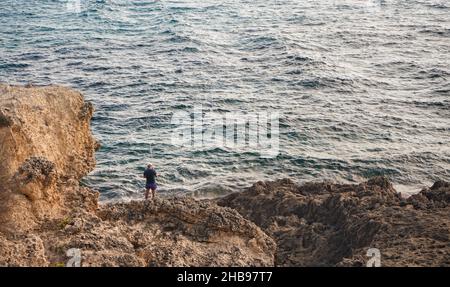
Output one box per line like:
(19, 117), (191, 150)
(145, 188), (150, 200)
(151, 188), (156, 200)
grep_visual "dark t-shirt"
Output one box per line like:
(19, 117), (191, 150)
(144, 168), (157, 184)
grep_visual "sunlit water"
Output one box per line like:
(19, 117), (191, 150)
(1, 0), (449, 201)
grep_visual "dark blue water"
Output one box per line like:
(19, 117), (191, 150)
(1, 0), (449, 201)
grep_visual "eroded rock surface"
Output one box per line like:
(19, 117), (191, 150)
(0, 84), (97, 183)
(218, 178), (450, 266)
(0, 84), (98, 232)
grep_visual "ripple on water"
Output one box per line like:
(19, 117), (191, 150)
(1, 0), (449, 201)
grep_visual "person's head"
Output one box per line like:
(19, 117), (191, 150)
(147, 163), (153, 169)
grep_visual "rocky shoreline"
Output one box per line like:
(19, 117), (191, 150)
(0, 84), (448, 267)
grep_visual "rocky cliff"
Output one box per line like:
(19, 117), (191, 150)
(0, 84), (275, 266)
(0, 84), (448, 267)
(0, 84), (98, 232)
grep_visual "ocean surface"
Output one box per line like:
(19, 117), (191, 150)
(1, 0), (449, 201)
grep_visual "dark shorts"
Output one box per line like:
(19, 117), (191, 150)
(146, 183), (157, 190)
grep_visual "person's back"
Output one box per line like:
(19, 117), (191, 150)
(144, 168), (156, 184)
(143, 164), (157, 200)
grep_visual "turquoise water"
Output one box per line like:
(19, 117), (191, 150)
(1, 0), (449, 201)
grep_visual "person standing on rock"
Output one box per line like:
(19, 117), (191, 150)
(143, 163), (158, 200)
